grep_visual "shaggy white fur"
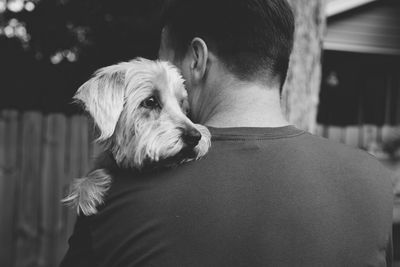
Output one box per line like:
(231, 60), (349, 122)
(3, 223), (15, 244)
(62, 58), (211, 215)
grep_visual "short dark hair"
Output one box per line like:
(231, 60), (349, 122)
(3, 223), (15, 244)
(162, 0), (295, 87)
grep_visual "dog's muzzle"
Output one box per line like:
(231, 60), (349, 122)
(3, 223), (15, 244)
(181, 127), (202, 147)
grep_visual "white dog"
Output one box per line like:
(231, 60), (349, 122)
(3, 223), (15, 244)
(62, 58), (211, 216)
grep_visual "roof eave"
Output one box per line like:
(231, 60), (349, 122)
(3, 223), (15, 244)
(326, 0), (378, 17)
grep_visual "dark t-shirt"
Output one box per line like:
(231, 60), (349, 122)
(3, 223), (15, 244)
(60, 126), (394, 267)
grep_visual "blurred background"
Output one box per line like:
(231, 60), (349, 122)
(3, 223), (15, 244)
(0, 0), (399, 266)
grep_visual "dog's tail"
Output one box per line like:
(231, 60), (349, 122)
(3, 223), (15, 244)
(61, 169), (112, 216)
(195, 124), (211, 159)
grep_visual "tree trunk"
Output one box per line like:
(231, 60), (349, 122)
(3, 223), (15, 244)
(282, 0), (326, 133)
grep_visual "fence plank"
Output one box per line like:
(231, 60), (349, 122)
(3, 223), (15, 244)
(59, 115), (80, 263)
(38, 114), (67, 267)
(0, 111), (7, 266)
(381, 125), (400, 143)
(361, 125), (379, 150)
(0, 111), (19, 267)
(15, 112), (43, 267)
(326, 126), (344, 143)
(58, 115), (93, 262)
(344, 126), (361, 147)
(314, 124), (324, 137)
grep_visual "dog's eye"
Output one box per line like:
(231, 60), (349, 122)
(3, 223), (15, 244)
(141, 97), (160, 109)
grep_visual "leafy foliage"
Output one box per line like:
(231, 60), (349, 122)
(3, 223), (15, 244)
(0, 0), (165, 113)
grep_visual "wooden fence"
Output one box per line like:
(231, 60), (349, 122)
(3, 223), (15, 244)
(0, 110), (399, 267)
(0, 110), (102, 267)
(315, 124), (400, 153)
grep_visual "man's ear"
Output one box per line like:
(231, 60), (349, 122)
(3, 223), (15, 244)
(189, 37), (209, 83)
(74, 63), (128, 141)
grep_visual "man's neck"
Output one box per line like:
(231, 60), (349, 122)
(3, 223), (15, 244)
(200, 80), (289, 128)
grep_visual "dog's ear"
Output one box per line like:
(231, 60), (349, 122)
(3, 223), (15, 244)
(75, 64), (128, 141)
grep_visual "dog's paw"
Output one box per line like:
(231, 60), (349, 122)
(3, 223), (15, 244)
(195, 125), (211, 159)
(62, 169), (112, 216)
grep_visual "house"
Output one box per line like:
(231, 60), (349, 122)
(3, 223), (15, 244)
(318, 0), (400, 126)
(319, 0), (400, 263)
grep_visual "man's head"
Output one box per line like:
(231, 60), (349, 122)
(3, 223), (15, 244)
(160, 0), (294, 83)
(159, 0), (295, 123)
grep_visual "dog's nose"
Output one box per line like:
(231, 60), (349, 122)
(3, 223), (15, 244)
(182, 128), (202, 147)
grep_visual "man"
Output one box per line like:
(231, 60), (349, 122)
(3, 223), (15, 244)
(61, 0), (394, 266)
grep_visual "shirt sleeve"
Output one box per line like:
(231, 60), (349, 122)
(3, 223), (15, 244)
(59, 215), (94, 267)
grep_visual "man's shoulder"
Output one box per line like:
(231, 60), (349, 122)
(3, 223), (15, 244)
(298, 132), (377, 160)
(298, 132), (393, 186)
(103, 131), (393, 194)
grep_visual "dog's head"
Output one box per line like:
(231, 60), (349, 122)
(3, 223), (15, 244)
(75, 58), (211, 169)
